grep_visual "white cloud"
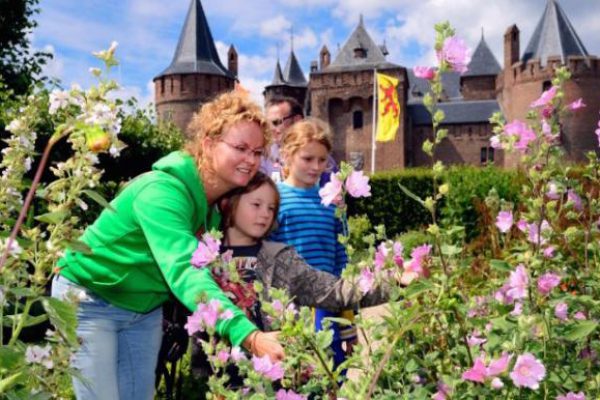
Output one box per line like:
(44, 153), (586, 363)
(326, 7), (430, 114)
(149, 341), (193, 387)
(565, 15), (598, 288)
(293, 28), (318, 51)
(260, 15), (292, 38)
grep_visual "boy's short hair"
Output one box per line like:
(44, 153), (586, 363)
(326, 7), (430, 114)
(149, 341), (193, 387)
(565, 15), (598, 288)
(266, 96), (305, 119)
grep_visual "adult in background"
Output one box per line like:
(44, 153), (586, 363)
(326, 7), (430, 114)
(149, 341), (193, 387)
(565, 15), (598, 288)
(261, 97), (304, 182)
(51, 91), (284, 400)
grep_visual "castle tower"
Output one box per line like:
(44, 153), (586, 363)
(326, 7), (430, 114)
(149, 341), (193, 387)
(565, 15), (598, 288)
(263, 49), (308, 108)
(227, 45), (238, 78)
(498, 0), (600, 166)
(154, 0), (235, 135)
(309, 15), (407, 171)
(461, 32), (500, 100)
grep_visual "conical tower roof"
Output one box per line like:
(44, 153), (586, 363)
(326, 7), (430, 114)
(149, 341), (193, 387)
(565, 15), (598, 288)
(522, 0), (589, 66)
(327, 15), (399, 72)
(271, 60), (286, 85)
(283, 51), (307, 87)
(156, 0), (232, 78)
(464, 34), (501, 77)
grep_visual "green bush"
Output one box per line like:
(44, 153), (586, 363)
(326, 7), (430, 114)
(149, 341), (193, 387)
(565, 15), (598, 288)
(348, 166), (523, 240)
(348, 168), (434, 238)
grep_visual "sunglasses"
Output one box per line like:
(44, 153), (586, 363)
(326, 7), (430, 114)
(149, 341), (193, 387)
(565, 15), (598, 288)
(269, 114), (296, 127)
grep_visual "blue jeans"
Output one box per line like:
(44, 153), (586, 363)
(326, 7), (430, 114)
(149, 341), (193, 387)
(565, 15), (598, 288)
(51, 275), (163, 400)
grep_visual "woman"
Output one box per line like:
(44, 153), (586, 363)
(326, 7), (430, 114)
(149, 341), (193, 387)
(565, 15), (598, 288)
(51, 91), (284, 400)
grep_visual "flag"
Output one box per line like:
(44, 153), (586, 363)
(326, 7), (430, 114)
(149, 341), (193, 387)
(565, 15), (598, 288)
(375, 73), (400, 142)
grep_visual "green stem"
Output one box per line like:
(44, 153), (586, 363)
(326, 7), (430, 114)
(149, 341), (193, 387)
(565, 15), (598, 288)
(8, 297), (34, 346)
(305, 336), (339, 394)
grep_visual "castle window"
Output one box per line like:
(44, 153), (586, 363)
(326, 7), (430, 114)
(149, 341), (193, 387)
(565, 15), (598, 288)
(480, 147), (495, 164)
(180, 76), (186, 92)
(542, 80), (552, 91)
(353, 110), (363, 130)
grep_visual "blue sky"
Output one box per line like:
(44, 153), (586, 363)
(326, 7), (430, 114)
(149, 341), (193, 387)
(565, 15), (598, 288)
(32, 0), (600, 107)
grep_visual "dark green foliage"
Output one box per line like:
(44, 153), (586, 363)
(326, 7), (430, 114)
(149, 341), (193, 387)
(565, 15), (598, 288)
(348, 168), (434, 238)
(0, 0), (51, 98)
(441, 165), (524, 239)
(348, 166), (523, 239)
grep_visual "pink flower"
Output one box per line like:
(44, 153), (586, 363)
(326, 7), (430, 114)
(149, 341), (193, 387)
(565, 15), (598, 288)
(510, 353), (546, 390)
(511, 302), (523, 316)
(495, 210), (513, 233)
(252, 355), (285, 381)
(555, 302), (568, 321)
(438, 36), (471, 74)
(517, 219), (529, 233)
(272, 299), (284, 314)
(401, 244), (432, 285)
(413, 66), (436, 80)
(374, 242), (389, 271)
(191, 233), (221, 268)
(432, 381), (451, 400)
(507, 265), (528, 300)
(276, 389), (306, 400)
(359, 268), (375, 294)
(25, 345), (54, 369)
(568, 98), (586, 111)
(221, 249), (233, 263)
(527, 220), (551, 246)
(490, 134), (502, 149)
(216, 350), (230, 363)
(467, 332), (487, 347)
(319, 173), (343, 206)
(462, 357), (487, 383)
(392, 241), (404, 267)
(546, 181), (560, 200)
(574, 311), (587, 321)
(537, 272), (561, 295)
(345, 170), (371, 198)
(531, 86), (557, 108)
(230, 346), (247, 362)
(567, 189), (583, 211)
(557, 392), (586, 400)
(504, 120), (536, 152)
(543, 246), (556, 259)
(184, 299), (232, 335)
(487, 352), (512, 377)
(491, 377), (504, 389)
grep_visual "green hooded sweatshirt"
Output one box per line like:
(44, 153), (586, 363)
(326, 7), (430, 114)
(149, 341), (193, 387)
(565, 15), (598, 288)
(59, 151), (256, 346)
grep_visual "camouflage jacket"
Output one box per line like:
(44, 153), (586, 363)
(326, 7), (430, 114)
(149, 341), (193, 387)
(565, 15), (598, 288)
(255, 241), (389, 312)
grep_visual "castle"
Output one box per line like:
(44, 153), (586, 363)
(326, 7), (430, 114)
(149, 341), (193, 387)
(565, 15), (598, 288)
(155, 0), (600, 171)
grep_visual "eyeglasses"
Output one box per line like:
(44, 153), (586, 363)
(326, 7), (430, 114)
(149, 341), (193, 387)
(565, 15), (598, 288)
(219, 140), (265, 158)
(269, 114), (296, 128)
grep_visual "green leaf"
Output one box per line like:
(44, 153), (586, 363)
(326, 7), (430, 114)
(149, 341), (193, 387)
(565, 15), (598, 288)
(490, 315), (517, 331)
(404, 280), (435, 299)
(397, 182), (425, 207)
(64, 239), (92, 255)
(0, 372), (23, 394)
(35, 209), (70, 225)
(490, 259), (512, 273)
(563, 320), (598, 341)
(441, 244), (461, 256)
(82, 190), (115, 212)
(0, 347), (22, 371)
(41, 297), (78, 347)
(7, 287), (38, 298)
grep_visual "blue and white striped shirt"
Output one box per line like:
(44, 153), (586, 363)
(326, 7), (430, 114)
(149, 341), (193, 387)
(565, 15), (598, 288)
(270, 182), (347, 276)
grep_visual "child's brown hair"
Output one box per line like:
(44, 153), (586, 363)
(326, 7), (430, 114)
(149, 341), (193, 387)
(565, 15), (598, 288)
(280, 118), (333, 178)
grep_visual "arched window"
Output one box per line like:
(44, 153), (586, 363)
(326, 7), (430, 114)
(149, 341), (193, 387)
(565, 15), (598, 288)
(353, 110), (363, 130)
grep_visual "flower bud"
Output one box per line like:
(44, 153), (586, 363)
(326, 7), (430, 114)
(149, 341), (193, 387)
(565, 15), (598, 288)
(85, 125), (111, 153)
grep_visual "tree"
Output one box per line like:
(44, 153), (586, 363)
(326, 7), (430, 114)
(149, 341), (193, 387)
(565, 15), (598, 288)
(0, 0), (51, 97)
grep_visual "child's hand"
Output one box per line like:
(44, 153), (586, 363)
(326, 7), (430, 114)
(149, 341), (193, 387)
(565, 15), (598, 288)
(243, 330), (285, 362)
(342, 337), (358, 355)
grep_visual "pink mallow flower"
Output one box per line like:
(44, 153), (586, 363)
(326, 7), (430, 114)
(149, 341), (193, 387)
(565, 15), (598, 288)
(392, 241), (404, 267)
(495, 210), (513, 233)
(25, 345), (54, 369)
(467, 332), (487, 347)
(401, 244), (431, 285)
(345, 170), (371, 198)
(230, 346), (247, 362)
(537, 272), (561, 295)
(574, 311), (587, 321)
(491, 378), (504, 389)
(555, 302), (568, 321)
(595, 117), (600, 147)
(374, 242), (389, 271)
(567, 189), (583, 211)
(510, 353), (546, 390)
(504, 120), (536, 153)
(487, 352), (512, 377)
(184, 299), (233, 335)
(276, 389), (307, 400)
(568, 98), (586, 111)
(191, 233), (221, 268)
(527, 220), (551, 246)
(319, 173), (343, 206)
(557, 392), (586, 400)
(546, 181), (561, 200)
(252, 355), (285, 381)
(432, 380), (452, 400)
(507, 264), (529, 300)
(437, 36), (471, 74)
(531, 86), (557, 108)
(462, 357), (487, 383)
(543, 246), (556, 259)
(413, 66), (436, 80)
(359, 268), (375, 294)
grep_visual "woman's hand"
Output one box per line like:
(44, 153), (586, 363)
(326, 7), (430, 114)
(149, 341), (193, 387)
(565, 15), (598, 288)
(243, 330), (285, 362)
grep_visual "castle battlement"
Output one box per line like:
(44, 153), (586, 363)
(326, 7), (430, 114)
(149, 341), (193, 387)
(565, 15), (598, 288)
(503, 55), (600, 86)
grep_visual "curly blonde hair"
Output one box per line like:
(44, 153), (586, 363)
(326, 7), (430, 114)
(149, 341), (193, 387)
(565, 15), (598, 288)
(185, 91), (272, 173)
(280, 118), (332, 178)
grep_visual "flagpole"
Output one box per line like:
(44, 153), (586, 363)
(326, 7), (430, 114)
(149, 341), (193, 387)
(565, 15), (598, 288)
(371, 68), (377, 174)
